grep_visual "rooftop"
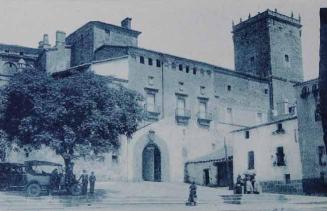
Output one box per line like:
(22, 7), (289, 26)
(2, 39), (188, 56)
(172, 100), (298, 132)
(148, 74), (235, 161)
(233, 9), (302, 32)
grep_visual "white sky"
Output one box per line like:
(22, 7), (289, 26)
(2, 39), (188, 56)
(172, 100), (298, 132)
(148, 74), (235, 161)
(0, 0), (326, 80)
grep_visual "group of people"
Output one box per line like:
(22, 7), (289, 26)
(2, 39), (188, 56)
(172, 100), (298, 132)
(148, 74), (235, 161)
(78, 170), (96, 195)
(234, 174), (261, 194)
(49, 167), (96, 195)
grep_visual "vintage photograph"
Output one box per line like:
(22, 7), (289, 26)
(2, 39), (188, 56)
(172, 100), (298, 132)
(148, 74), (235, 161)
(0, 0), (326, 210)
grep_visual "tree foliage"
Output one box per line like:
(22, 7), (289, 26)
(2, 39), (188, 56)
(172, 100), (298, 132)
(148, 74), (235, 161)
(0, 69), (144, 165)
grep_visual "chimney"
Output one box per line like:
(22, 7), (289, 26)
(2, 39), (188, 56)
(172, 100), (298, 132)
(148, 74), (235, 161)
(121, 17), (132, 29)
(38, 34), (50, 49)
(55, 31), (66, 47)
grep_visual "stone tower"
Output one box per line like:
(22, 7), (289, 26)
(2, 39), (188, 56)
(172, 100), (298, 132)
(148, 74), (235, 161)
(232, 9), (304, 113)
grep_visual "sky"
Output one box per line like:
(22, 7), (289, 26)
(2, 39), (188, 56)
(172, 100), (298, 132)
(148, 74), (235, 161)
(0, 0), (326, 80)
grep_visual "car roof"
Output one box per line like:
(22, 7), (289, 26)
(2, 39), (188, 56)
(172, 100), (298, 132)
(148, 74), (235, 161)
(0, 162), (25, 167)
(24, 160), (62, 166)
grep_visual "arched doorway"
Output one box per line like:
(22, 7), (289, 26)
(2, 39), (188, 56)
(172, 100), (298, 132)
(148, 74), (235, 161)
(142, 143), (161, 181)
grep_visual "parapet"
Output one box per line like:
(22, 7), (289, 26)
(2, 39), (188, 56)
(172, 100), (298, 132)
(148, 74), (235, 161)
(232, 9), (302, 32)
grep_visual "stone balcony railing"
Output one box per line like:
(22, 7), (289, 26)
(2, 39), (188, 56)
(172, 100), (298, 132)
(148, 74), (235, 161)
(196, 112), (213, 127)
(144, 104), (160, 121)
(175, 109), (191, 125)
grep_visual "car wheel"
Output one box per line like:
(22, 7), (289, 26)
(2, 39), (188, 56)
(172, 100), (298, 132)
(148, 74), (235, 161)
(70, 184), (82, 196)
(26, 183), (41, 197)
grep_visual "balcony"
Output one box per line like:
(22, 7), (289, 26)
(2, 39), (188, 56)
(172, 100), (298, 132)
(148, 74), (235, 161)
(175, 109), (191, 125)
(197, 112), (213, 127)
(144, 104), (160, 121)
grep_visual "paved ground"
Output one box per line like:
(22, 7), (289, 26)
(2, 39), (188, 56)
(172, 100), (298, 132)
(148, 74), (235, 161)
(0, 182), (327, 211)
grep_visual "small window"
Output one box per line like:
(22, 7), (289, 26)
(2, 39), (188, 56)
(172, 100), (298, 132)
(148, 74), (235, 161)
(179, 64), (183, 71)
(112, 154), (118, 164)
(193, 67), (197, 75)
(148, 58), (153, 66)
(285, 54), (289, 62)
(264, 89), (268, 94)
(4, 50), (9, 53)
(245, 131), (250, 139)
(315, 104), (321, 121)
(277, 123), (283, 131)
(186, 66), (190, 73)
(285, 174), (291, 184)
(227, 85), (231, 91)
(19, 52), (24, 56)
(250, 57), (254, 64)
(318, 146), (326, 166)
(200, 86), (205, 95)
(156, 59), (161, 67)
(248, 151), (255, 170)
(276, 146), (286, 166)
(178, 81), (184, 91)
(140, 56), (145, 64)
(148, 76), (154, 86)
(172, 62), (176, 69)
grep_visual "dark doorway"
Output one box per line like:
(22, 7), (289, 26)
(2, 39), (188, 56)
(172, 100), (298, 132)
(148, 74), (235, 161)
(216, 161), (233, 187)
(142, 143), (161, 182)
(203, 169), (210, 186)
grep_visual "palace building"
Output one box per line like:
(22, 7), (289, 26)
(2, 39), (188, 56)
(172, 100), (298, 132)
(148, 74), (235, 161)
(0, 9), (325, 193)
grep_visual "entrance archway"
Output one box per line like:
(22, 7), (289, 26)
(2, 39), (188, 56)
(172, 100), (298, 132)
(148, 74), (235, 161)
(142, 143), (161, 181)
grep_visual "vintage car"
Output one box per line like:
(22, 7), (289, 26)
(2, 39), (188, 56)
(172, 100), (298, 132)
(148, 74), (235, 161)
(0, 162), (26, 191)
(0, 160), (81, 197)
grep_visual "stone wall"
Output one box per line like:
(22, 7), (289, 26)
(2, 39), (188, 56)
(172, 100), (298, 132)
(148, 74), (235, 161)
(260, 179), (303, 194)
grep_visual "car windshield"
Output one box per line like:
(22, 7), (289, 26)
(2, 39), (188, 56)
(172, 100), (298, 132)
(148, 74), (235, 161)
(30, 165), (59, 175)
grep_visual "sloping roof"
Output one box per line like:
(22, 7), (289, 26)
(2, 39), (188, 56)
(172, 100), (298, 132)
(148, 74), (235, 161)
(94, 45), (269, 83)
(0, 43), (41, 55)
(187, 145), (233, 163)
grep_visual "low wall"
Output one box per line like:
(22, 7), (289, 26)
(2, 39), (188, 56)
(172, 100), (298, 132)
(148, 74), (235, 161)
(260, 180), (303, 194)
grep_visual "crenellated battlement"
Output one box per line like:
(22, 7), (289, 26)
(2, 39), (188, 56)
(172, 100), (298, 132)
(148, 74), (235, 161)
(232, 9), (301, 32)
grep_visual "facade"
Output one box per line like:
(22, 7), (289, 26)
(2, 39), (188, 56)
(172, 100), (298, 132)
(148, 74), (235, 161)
(295, 79), (327, 193)
(230, 117), (304, 194)
(0, 9), (317, 190)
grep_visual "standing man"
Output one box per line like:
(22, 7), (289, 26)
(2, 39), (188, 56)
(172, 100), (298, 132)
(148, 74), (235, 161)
(89, 171), (96, 194)
(78, 170), (88, 195)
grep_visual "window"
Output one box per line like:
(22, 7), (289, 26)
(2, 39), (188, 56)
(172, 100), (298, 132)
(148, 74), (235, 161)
(19, 52), (24, 56)
(226, 107), (233, 123)
(285, 174), (291, 184)
(4, 50), (9, 53)
(318, 146), (326, 166)
(245, 131), (250, 139)
(315, 104), (321, 121)
(186, 66), (190, 73)
(285, 54), (289, 62)
(178, 81), (184, 91)
(277, 123), (284, 133)
(276, 146), (286, 166)
(250, 57), (254, 64)
(179, 64), (183, 71)
(248, 151), (255, 170)
(256, 112), (263, 123)
(200, 86), (205, 95)
(105, 29), (111, 42)
(156, 59), (161, 67)
(148, 76), (154, 86)
(140, 56), (145, 64)
(264, 89), (268, 94)
(112, 154), (118, 164)
(227, 85), (231, 91)
(177, 97), (186, 116)
(172, 62), (176, 69)
(146, 93), (156, 112)
(301, 86), (310, 98)
(148, 58), (153, 66)
(199, 101), (207, 119)
(193, 67), (197, 75)
(289, 106), (296, 114)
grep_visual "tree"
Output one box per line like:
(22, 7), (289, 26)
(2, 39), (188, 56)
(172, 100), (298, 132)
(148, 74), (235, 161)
(0, 69), (144, 172)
